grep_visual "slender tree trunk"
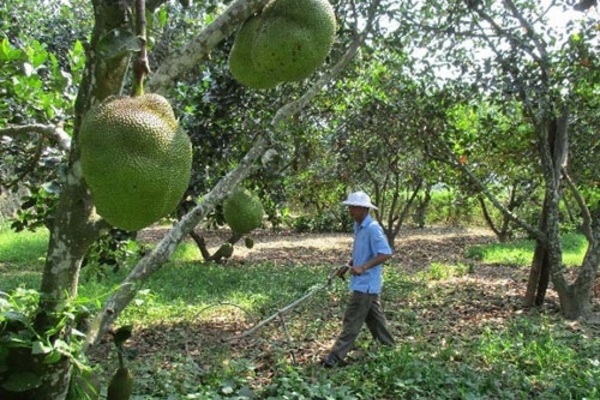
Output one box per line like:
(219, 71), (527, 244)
(524, 196), (552, 308)
(478, 195), (502, 241)
(414, 187), (431, 229)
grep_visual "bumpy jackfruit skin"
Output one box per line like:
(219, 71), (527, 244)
(228, 17), (281, 89)
(79, 94), (193, 231)
(107, 367), (134, 400)
(220, 242), (234, 258)
(228, 0), (335, 87)
(223, 189), (264, 234)
(253, 0), (336, 82)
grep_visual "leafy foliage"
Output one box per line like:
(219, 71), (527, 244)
(0, 0), (89, 230)
(0, 288), (93, 396)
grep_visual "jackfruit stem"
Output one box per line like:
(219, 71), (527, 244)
(132, 0), (150, 97)
(117, 345), (126, 369)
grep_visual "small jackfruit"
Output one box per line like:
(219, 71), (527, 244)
(223, 189), (264, 234)
(79, 94), (192, 231)
(244, 236), (254, 249)
(107, 367), (133, 400)
(220, 243), (234, 258)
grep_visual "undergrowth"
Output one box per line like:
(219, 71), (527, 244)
(1, 226), (598, 399)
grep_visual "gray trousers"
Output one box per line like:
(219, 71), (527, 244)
(329, 291), (395, 361)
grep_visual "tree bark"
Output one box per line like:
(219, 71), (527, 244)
(528, 109), (597, 319)
(19, 1), (134, 398)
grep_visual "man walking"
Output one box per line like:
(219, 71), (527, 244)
(322, 191), (395, 367)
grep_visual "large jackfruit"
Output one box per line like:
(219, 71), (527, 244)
(79, 94), (192, 231)
(228, 17), (280, 89)
(253, 0), (336, 82)
(223, 189), (264, 234)
(228, 0), (336, 88)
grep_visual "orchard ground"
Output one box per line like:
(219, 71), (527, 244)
(82, 226), (600, 398)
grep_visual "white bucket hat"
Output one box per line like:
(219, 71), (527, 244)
(341, 191), (378, 210)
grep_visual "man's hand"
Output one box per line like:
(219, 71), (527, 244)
(351, 265), (365, 275)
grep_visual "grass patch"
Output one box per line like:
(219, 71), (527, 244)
(0, 225), (48, 266)
(466, 232), (588, 267)
(419, 262), (472, 280)
(0, 226), (48, 290)
(1, 227), (598, 399)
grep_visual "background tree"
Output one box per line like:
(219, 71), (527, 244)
(400, 0), (600, 317)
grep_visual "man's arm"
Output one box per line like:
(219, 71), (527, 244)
(352, 253), (391, 275)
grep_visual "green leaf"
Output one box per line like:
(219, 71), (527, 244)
(43, 350), (62, 364)
(22, 63), (35, 77)
(31, 340), (52, 355)
(0, 38), (21, 62)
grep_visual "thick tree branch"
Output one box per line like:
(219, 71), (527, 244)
(457, 159), (545, 242)
(0, 124), (72, 151)
(146, 0), (272, 95)
(502, 0), (549, 64)
(428, 138), (546, 242)
(472, 6), (545, 70)
(562, 167), (594, 243)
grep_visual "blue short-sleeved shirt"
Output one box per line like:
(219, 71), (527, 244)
(349, 214), (392, 294)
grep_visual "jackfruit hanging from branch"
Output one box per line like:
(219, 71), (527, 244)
(228, 0), (336, 89)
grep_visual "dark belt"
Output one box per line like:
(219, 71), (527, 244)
(353, 290), (378, 296)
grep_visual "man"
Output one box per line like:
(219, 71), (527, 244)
(322, 191), (395, 368)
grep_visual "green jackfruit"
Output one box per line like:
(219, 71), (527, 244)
(220, 242), (234, 258)
(244, 236), (254, 249)
(79, 94), (192, 231)
(253, 0), (336, 82)
(223, 189), (264, 234)
(228, 0), (335, 87)
(107, 367), (133, 400)
(228, 17), (280, 89)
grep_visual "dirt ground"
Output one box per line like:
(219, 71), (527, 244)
(138, 225), (498, 274)
(89, 226), (599, 393)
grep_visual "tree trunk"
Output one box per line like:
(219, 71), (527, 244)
(524, 196), (552, 308)
(414, 186), (431, 229)
(13, 1), (138, 399)
(529, 109), (597, 319)
(478, 195), (503, 241)
(557, 285), (593, 320)
(560, 216), (600, 318)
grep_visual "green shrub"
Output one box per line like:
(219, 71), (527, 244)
(291, 212), (351, 233)
(425, 262), (472, 280)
